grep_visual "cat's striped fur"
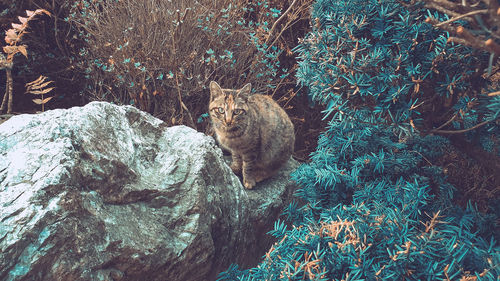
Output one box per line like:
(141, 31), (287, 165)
(209, 81), (294, 189)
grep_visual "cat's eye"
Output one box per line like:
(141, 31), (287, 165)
(215, 107), (225, 114)
(233, 109), (245, 115)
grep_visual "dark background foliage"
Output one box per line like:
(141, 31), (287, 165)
(0, 0), (322, 159)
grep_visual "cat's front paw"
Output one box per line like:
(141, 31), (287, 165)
(243, 177), (256, 189)
(230, 162), (242, 175)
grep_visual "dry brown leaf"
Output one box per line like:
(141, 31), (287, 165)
(41, 96), (54, 103)
(34, 9), (51, 16)
(32, 98), (44, 104)
(36, 80), (53, 89)
(28, 87), (55, 95)
(11, 23), (24, 31)
(18, 16), (28, 24)
(17, 45), (28, 58)
(26, 75), (47, 89)
(3, 46), (17, 54)
(27, 80), (53, 90)
(5, 29), (18, 41)
(2, 46), (21, 60)
(25, 75), (45, 87)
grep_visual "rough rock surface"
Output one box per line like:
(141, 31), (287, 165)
(0, 102), (299, 281)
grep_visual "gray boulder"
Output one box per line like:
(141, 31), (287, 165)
(0, 102), (299, 281)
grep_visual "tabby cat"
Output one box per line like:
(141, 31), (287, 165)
(209, 81), (294, 189)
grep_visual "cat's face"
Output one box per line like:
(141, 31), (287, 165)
(209, 81), (252, 132)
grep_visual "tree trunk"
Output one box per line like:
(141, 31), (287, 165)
(6, 68), (13, 114)
(0, 87), (7, 113)
(1, 69), (13, 114)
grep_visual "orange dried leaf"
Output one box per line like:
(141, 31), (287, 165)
(12, 23), (24, 31)
(28, 87), (55, 95)
(28, 80), (53, 90)
(26, 10), (35, 17)
(3, 46), (12, 54)
(17, 45), (28, 58)
(3, 46), (15, 54)
(26, 75), (45, 87)
(41, 96), (54, 103)
(32, 96), (55, 105)
(34, 9), (51, 16)
(18, 16), (28, 24)
(6, 29), (18, 41)
(37, 80), (53, 89)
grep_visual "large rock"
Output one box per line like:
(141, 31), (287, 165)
(0, 102), (299, 281)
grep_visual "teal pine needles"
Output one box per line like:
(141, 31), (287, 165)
(218, 0), (500, 280)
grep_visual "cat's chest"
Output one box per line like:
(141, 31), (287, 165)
(216, 130), (257, 151)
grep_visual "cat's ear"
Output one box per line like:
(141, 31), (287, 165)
(239, 83), (252, 97)
(210, 81), (224, 101)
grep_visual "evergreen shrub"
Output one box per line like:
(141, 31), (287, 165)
(218, 0), (500, 279)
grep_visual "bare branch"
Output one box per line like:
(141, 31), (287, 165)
(431, 119), (493, 134)
(435, 9), (488, 27)
(265, 0), (299, 49)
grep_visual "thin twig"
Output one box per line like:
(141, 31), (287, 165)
(175, 72), (195, 128)
(425, 2), (462, 17)
(431, 119), (493, 134)
(447, 36), (484, 50)
(51, 0), (68, 58)
(431, 114), (458, 132)
(409, 100), (425, 111)
(265, 0), (299, 49)
(435, 9), (489, 27)
(425, 0), (474, 14)
(411, 150), (434, 166)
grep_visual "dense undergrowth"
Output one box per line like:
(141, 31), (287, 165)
(0, 0), (320, 158)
